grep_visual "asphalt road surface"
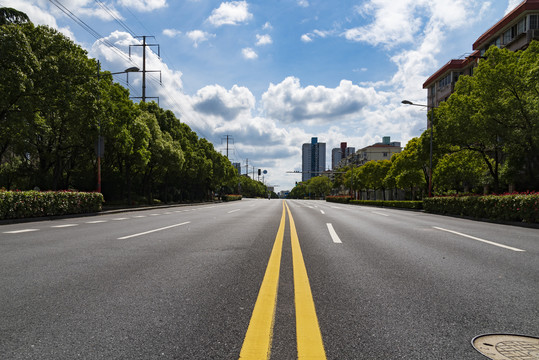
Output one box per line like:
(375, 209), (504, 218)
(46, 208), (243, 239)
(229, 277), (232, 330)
(1, 199), (538, 359)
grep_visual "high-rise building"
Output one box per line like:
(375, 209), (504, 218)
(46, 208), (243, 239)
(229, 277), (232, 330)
(302, 137), (326, 182)
(331, 142), (356, 169)
(232, 162), (242, 175)
(331, 148), (342, 170)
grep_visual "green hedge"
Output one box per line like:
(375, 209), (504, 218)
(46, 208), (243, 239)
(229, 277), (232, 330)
(423, 193), (539, 223)
(0, 190), (104, 220)
(327, 196), (422, 209)
(350, 200), (423, 209)
(222, 194), (242, 202)
(326, 196), (351, 204)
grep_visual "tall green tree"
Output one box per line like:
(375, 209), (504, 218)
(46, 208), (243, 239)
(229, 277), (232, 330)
(434, 150), (487, 193)
(0, 7), (30, 25)
(0, 11), (239, 202)
(307, 176), (332, 198)
(437, 41), (539, 191)
(385, 138), (426, 199)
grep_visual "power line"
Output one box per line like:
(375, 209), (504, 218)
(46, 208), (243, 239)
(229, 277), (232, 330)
(93, 0), (137, 37)
(48, 0), (137, 67)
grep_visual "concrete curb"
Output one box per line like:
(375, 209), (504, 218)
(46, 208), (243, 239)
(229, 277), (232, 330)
(0, 201), (221, 226)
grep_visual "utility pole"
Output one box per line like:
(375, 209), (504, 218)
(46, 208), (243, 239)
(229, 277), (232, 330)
(245, 159), (249, 179)
(96, 61), (101, 193)
(221, 135), (233, 158)
(129, 36), (161, 103)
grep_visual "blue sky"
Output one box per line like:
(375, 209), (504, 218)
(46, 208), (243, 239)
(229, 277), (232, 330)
(3, 0), (521, 190)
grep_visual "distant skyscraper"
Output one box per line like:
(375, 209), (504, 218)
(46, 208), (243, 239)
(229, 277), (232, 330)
(302, 137), (326, 182)
(331, 142), (355, 169)
(232, 162), (242, 175)
(332, 148), (342, 170)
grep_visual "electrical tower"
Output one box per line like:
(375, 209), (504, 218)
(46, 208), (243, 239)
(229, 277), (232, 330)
(221, 135), (234, 158)
(129, 36), (162, 103)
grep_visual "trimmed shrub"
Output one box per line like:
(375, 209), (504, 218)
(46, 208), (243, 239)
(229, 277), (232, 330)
(326, 196), (351, 204)
(222, 194), (242, 202)
(0, 190), (104, 220)
(423, 193), (539, 223)
(349, 200), (423, 210)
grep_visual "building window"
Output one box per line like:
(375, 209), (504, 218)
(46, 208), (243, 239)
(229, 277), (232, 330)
(518, 18), (526, 34)
(383, 152), (388, 157)
(531, 14), (538, 30)
(504, 29), (512, 44)
(438, 73), (451, 88)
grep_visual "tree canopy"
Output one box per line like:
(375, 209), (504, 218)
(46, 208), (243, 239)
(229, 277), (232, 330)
(0, 13), (251, 203)
(437, 41), (539, 191)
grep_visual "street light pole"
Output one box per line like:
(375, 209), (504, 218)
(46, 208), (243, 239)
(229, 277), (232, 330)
(95, 61), (140, 193)
(402, 100), (434, 197)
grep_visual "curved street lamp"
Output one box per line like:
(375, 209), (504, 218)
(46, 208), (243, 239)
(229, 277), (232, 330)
(402, 100), (434, 197)
(96, 62), (140, 193)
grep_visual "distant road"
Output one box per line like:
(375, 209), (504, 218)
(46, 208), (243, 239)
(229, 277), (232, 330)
(1, 199), (537, 359)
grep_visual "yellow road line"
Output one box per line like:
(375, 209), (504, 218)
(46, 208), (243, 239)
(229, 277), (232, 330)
(286, 202), (327, 359)
(239, 201), (286, 360)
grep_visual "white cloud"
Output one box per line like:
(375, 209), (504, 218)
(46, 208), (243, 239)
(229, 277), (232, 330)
(242, 47), (258, 59)
(301, 34), (313, 42)
(261, 77), (384, 124)
(505, 0), (520, 14)
(193, 85), (255, 121)
(162, 28), (182, 37)
(262, 22), (273, 30)
(343, 1), (421, 47)
(344, 0), (490, 109)
(256, 34), (272, 46)
(298, 0), (309, 7)
(207, 1), (253, 27)
(186, 30), (215, 47)
(301, 29), (335, 42)
(342, 0), (486, 49)
(117, 0), (168, 12)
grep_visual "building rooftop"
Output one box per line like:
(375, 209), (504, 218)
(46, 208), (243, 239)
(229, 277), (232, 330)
(423, 55), (477, 89)
(473, 0), (539, 50)
(423, 0), (539, 89)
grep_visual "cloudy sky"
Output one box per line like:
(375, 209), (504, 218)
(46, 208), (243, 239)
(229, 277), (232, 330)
(3, 0), (521, 190)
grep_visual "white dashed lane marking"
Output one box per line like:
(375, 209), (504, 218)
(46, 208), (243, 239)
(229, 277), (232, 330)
(433, 227), (525, 252)
(3, 229), (39, 234)
(326, 223), (342, 244)
(118, 222), (191, 240)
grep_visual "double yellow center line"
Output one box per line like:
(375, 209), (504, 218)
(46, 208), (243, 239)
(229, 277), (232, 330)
(239, 201), (326, 359)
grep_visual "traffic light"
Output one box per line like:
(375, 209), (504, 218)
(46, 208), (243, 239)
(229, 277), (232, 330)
(258, 168), (261, 176)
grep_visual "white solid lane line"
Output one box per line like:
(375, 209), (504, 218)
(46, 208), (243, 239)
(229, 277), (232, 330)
(86, 220), (107, 224)
(371, 211), (389, 217)
(3, 229), (40, 234)
(51, 224), (78, 228)
(228, 209), (240, 214)
(327, 223), (342, 244)
(320, 210), (325, 214)
(433, 227), (525, 252)
(118, 222), (191, 240)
